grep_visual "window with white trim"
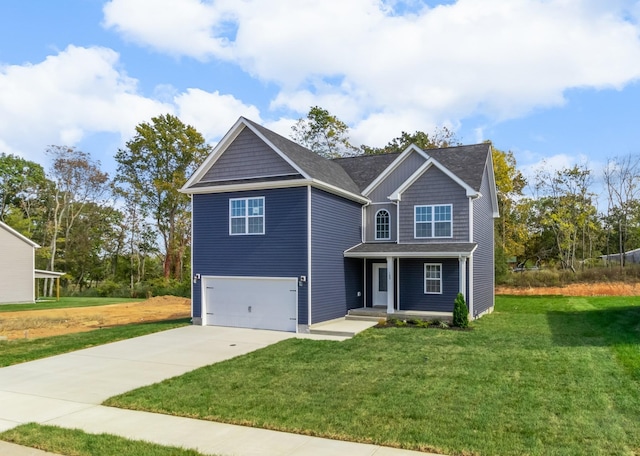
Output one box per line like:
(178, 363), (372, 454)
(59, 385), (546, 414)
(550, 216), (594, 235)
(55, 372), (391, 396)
(229, 197), (264, 235)
(415, 204), (452, 238)
(375, 209), (390, 240)
(424, 263), (442, 294)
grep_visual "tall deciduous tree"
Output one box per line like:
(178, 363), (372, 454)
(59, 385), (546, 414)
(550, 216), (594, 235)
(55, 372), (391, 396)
(114, 114), (211, 280)
(491, 146), (527, 277)
(0, 153), (46, 223)
(291, 106), (359, 158)
(45, 146), (110, 294)
(532, 164), (599, 271)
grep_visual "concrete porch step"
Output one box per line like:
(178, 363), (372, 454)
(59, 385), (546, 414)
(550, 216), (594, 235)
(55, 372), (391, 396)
(345, 314), (385, 322)
(309, 318), (378, 337)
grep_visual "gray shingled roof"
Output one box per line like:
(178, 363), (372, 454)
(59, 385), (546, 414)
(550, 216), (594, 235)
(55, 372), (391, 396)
(332, 153), (400, 191)
(426, 144), (490, 192)
(345, 242), (477, 256)
(243, 118), (362, 196)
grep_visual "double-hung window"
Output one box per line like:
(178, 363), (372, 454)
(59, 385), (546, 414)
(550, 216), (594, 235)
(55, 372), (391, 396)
(375, 209), (390, 240)
(230, 197), (264, 235)
(424, 263), (442, 294)
(415, 204), (452, 238)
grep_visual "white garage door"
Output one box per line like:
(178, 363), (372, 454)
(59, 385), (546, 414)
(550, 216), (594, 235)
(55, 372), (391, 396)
(203, 276), (298, 332)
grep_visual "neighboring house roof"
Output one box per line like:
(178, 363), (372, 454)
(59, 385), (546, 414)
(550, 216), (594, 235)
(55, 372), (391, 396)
(0, 221), (40, 248)
(344, 242), (477, 258)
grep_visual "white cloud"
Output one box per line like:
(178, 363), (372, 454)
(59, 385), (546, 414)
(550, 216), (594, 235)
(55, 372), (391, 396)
(0, 45), (261, 169)
(102, 0), (640, 146)
(174, 88), (261, 142)
(0, 45), (171, 164)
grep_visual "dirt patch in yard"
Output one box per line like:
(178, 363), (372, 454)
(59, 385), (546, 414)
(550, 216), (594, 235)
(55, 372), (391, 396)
(0, 296), (190, 340)
(496, 281), (640, 296)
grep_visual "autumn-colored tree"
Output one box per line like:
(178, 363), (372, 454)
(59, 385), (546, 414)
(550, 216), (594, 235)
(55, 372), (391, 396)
(115, 114), (211, 280)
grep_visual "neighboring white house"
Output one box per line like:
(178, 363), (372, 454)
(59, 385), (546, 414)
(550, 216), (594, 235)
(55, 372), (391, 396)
(0, 221), (40, 304)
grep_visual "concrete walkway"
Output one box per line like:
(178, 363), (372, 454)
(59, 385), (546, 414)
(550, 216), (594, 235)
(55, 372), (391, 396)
(0, 325), (438, 456)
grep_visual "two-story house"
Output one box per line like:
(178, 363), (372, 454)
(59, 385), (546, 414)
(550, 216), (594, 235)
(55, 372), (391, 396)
(181, 117), (498, 332)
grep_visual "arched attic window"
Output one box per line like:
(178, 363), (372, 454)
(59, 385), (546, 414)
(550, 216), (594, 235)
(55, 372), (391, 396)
(375, 209), (391, 240)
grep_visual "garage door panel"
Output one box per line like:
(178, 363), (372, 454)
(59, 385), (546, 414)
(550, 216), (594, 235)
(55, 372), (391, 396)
(204, 277), (297, 332)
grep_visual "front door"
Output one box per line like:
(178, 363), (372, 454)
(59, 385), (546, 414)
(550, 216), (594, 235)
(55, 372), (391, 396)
(372, 263), (388, 307)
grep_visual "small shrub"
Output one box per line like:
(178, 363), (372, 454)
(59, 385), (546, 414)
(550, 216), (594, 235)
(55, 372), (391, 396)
(438, 320), (449, 329)
(453, 293), (469, 328)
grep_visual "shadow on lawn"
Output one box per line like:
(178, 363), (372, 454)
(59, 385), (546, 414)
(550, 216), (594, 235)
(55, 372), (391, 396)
(546, 305), (640, 347)
(547, 305), (640, 380)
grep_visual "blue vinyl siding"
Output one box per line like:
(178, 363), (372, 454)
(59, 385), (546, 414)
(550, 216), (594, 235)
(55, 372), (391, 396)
(311, 188), (363, 324)
(399, 258), (459, 312)
(472, 162), (495, 316)
(192, 187), (308, 323)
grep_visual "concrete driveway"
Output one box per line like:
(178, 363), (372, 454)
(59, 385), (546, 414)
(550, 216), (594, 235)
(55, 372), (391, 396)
(0, 325), (435, 456)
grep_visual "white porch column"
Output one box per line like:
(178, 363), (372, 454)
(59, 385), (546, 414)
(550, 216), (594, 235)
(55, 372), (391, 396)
(386, 256), (394, 314)
(459, 256), (467, 299)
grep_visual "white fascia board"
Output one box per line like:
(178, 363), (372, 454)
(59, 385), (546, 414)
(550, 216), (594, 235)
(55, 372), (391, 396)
(181, 178), (311, 195)
(362, 144), (429, 196)
(389, 158), (479, 201)
(182, 117), (247, 191)
(310, 179), (369, 204)
(0, 221), (40, 248)
(486, 147), (500, 218)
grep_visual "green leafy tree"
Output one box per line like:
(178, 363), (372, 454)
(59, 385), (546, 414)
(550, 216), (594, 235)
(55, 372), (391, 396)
(114, 114), (211, 280)
(532, 164), (599, 271)
(361, 127), (460, 155)
(492, 146), (527, 277)
(291, 106), (359, 158)
(0, 153), (47, 223)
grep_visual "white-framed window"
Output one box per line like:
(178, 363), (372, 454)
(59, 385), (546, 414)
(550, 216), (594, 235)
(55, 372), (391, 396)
(229, 197), (265, 235)
(375, 209), (391, 240)
(415, 204), (452, 238)
(424, 263), (442, 294)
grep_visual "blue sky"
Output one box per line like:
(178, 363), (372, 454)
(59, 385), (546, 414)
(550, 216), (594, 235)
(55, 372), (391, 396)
(1, 0), (640, 201)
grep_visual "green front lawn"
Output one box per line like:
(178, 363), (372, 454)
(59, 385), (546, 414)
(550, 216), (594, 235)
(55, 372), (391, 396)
(105, 296), (640, 456)
(0, 297), (143, 313)
(0, 424), (209, 456)
(0, 318), (190, 367)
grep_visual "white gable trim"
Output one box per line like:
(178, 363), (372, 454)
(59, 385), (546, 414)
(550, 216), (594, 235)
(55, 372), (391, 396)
(181, 117), (311, 192)
(486, 149), (500, 218)
(361, 144), (429, 196)
(0, 221), (39, 248)
(389, 158), (479, 201)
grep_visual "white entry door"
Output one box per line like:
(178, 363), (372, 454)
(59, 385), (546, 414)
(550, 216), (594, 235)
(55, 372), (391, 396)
(372, 263), (388, 307)
(203, 276), (297, 332)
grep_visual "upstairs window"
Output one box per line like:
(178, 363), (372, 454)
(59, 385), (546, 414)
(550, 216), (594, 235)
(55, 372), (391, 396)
(375, 209), (391, 240)
(415, 204), (452, 238)
(230, 197), (264, 235)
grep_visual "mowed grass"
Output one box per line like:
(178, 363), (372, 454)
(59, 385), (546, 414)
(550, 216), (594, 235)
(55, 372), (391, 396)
(0, 424), (209, 456)
(0, 318), (190, 367)
(0, 297), (143, 313)
(106, 296), (640, 456)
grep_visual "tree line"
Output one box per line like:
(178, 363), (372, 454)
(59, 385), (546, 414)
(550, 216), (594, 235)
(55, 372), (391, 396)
(1, 108), (638, 297)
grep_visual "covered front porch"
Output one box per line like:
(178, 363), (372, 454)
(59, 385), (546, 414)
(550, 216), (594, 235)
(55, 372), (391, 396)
(344, 242), (477, 316)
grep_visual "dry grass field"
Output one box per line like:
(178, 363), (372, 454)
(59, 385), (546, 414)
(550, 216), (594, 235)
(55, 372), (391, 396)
(496, 281), (640, 296)
(0, 296), (190, 340)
